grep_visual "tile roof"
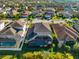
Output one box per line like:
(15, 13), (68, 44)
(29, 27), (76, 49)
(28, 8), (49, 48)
(0, 21), (27, 37)
(17, 30), (27, 37)
(0, 27), (16, 35)
(34, 23), (52, 33)
(51, 24), (67, 40)
(0, 21), (27, 49)
(9, 20), (26, 28)
(51, 24), (79, 41)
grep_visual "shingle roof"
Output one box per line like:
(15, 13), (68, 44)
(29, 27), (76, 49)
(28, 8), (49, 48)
(9, 20), (25, 28)
(51, 24), (67, 40)
(34, 23), (52, 34)
(0, 27), (16, 35)
(65, 26), (79, 39)
(0, 21), (27, 36)
(51, 24), (79, 41)
(17, 30), (27, 37)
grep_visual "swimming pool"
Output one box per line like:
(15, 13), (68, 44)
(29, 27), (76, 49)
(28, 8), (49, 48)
(0, 41), (16, 46)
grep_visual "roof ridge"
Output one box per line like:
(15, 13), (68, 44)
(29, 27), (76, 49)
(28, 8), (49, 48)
(64, 26), (79, 38)
(1, 27), (16, 35)
(66, 26), (79, 35)
(10, 21), (23, 27)
(65, 31), (76, 40)
(42, 23), (52, 32)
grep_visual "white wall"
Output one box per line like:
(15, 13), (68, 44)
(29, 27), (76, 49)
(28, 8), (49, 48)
(0, 22), (5, 31)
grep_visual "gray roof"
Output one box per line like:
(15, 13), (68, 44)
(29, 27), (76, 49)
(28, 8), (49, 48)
(34, 23), (52, 34)
(8, 21), (25, 28)
(0, 27), (16, 35)
(51, 24), (79, 41)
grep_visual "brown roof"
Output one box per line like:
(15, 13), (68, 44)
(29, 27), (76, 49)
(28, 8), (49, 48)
(65, 26), (79, 39)
(34, 23), (52, 33)
(9, 20), (26, 28)
(0, 27), (16, 35)
(51, 24), (79, 41)
(17, 30), (27, 37)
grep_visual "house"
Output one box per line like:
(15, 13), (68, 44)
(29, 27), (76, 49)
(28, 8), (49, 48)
(36, 5), (43, 10)
(21, 10), (30, 18)
(0, 21), (10, 31)
(5, 7), (13, 18)
(0, 22), (5, 31)
(32, 10), (44, 19)
(26, 23), (53, 47)
(57, 11), (72, 19)
(73, 20), (79, 32)
(71, 11), (79, 18)
(51, 24), (79, 47)
(44, 10), (55, 20)
(0, 21), (27, 50)
(0, 7), (3, 13)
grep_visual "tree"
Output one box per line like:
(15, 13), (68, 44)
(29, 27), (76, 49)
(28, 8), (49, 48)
(27, 14), (34, 24)
(65, 41), (76, 53)
(54, 52), (64, 59)
(51, 33), (58, 48)
(64, 53), (74, 59)
(13, 13), (21, 20)
(1, 55), (13, 59)
(34, 51), (43, 59)
(73, 42), (79, 52)
(23, 52), (34, 59)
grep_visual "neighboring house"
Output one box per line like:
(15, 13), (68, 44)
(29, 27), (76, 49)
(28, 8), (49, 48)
(6, 8), (13, 18)
(27, 23), (53, 47)
(51, 24), (79, 47)
(21, 10), (30, 18)
(73, 20), (79, 32)
(32, 10), (44, 19)
(0, 21), (27, 50)
(71, 11), (79, 18)
(36, 5), (43, 10)
(57, 11), (72, 18)
(35, 13), (43, 19)
(44, 10), (55, 20)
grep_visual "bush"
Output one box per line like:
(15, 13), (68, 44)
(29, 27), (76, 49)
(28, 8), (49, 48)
(34, 51), (43, 59)
(65, 45), (71, 52)
(23, 51), (74, 59)
(64, 53), (74, 59)
(2, 55), (13, 59)
(23, 52), (34, 59)
(0, 51), (74, 59)
(73, 42), (79, 52)
(54, 52), (64, 59)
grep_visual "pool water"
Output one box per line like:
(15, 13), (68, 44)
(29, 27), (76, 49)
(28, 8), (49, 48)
(0, 41), (16, 46)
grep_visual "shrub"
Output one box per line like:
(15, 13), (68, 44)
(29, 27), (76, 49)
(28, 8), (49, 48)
(23, 52), (34, 59)
(65, 45), (71, 52)
(22, 51), (74, 59)
(34, 51), (43, 59)
(54, 52), (64, 59)
(64, 53), (74, 59)
(73, 42), (79, 52)
(2, 55), (13, 59)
